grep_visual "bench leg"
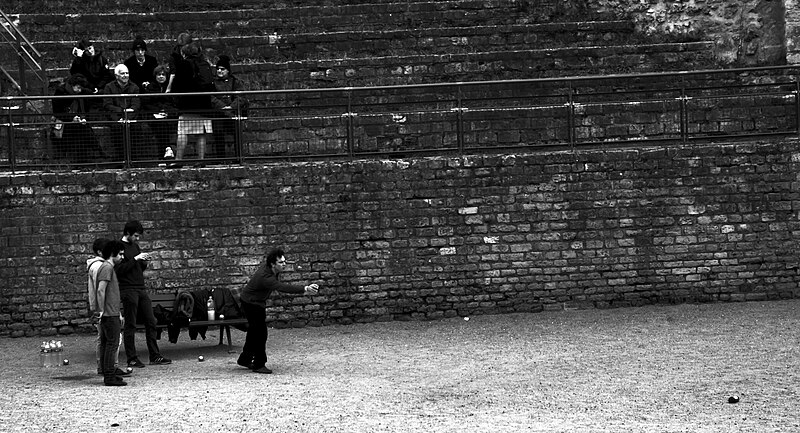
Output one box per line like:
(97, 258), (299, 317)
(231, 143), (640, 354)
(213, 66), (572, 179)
(226, 326), (234, 353)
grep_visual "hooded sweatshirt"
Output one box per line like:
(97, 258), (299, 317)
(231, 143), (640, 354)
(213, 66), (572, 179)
(86, 256), (105, 312)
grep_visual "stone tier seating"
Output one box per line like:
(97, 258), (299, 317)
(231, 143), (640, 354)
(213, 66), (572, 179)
(0, 0), (743, 168)
(7, 0), (715, 89)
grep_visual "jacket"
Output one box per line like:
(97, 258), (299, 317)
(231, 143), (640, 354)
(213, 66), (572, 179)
(86, 256), (105, 312)
(102, 80), (141, 121)
(240, 262), (304, 308)
(115, 240), (147, 290)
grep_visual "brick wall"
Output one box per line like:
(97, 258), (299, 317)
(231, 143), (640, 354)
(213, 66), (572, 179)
(2, 139), (800, 337)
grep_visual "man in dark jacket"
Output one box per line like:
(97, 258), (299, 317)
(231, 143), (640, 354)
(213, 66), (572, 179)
(237, 248), (319, 374)
(103, 64), (152, 161)
(123, 37), (159, 90)
(115, 220), (171, 368)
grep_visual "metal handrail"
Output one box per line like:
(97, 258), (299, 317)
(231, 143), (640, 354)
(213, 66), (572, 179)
(0, 7), (46, 94)
(1, 64), (799, 171)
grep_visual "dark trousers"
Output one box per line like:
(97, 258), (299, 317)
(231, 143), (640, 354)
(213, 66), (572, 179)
(121, 288), (161, 363)
(241, 300), (268, 368)
(99, 315), (122, 379)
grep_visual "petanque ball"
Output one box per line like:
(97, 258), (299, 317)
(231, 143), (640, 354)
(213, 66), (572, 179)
(728, 395), (740, 404)
(198, 355), (205, 362)
(62, 359), (69, 366)
(464, 317), (470, 321)
(126, 367), (133, 373)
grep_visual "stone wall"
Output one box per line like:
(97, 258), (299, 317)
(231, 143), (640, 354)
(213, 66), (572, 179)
(585, 0), (787, 65)
(2, 139), (800, 336)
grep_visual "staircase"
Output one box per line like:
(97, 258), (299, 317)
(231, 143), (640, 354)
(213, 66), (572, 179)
(0, 8), (46, 96)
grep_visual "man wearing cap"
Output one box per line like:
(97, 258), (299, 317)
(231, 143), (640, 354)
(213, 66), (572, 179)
(124, 37), (159, 90)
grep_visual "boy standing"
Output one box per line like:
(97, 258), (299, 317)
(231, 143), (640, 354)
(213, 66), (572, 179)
(87, 238), (130, 378)
(95, 240), (128, 386)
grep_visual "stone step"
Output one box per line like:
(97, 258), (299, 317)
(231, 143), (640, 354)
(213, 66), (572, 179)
(11, 0), (606, 42)
(33, 20), (636, 68)
(46, 42), (716, 88)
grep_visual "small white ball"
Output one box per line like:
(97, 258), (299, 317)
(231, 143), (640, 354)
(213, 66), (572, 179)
(464, 317), (470, 321)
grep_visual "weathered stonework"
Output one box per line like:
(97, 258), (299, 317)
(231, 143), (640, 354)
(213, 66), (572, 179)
(2, 140), (800, 336)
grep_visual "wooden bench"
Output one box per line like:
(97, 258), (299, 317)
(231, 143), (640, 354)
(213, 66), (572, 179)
(136, 293), (248, 352)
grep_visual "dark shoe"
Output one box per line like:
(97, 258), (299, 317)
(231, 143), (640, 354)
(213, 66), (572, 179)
(128, 359), (146, 369)
(97, 367), (131, 376)
(150, 356), (172, 365)
(252, 366), (272, 374)
(237, 355), (254, 369)
(104, 377), (127, 386)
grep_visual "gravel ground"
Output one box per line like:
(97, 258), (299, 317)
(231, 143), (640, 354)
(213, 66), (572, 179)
(0, 300), (798, 432)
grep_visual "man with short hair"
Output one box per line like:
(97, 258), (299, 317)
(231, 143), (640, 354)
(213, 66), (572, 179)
(116, 220), (171, 368)
(237, 248), (319, 374)
(123, 37), (159, 90)
(87, 237), (129, 378)
(103, 64), (152, 161)
(96, 239), (128, 386)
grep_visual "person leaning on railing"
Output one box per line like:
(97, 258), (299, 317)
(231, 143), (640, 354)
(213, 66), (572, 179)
(141, 65), (178, 160)
(103, 64), (153, 162)
(171, 41), (214, 162)
(52, 73), (103, 163)
(210, 55), (248, 159)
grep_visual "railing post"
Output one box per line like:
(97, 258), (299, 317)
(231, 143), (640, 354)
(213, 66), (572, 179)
(795, 79), (800, 140)
(456, 84), (464, 154)
(346, 90), (354, 158)
(6, 106), (15, 172)
(123, 109), (132, 169)
(235, 104), (244, 164)
(680, 78), (688, 145)
(567, 81), (575, 149)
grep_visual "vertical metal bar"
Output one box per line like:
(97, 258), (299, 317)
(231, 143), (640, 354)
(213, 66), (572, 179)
(123, 108), (132, 169)
(346, 90), (354, 159)
(680, 78), (687, 145)
(7, 107), (16, 173)
(567, 81), (575, 149)
(456, 84), (464, 154)
(795, 79), (800, 140)
(235, 104), (244, 164)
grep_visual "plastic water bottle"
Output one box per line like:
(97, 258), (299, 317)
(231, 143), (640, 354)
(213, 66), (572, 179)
(206, 295), (215, 321)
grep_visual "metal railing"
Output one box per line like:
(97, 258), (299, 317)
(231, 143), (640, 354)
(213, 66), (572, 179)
(0, 8), (46, 95)
(1, 64), (799, 172)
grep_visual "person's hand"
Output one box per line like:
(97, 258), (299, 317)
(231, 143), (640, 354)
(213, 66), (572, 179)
(90, 311), (101, 323)
(72, 115), (82, 122)
(304, 284), (319, 295)
(135, 252), (151, 261)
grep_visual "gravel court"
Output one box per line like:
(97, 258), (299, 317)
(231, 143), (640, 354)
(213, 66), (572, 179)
(0, 299), (798, 432)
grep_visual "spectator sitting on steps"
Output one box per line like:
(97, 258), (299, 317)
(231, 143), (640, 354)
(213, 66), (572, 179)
(123, 37), (159, 90)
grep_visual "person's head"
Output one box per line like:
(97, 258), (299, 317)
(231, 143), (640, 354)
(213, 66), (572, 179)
(176, 32), (193, 47)
(266, 248), (287, 274)
(215, 55), (231, 79)
(101, 240), (126, 264)
(114, 64), (130, 85)
(132, 37), (147, 61)
(77, 38), (95, 57)
(92, 237), (110, 256)
(65, 73), (88, 94)
(122, 220), (144, 242)
(180, 42), (201, 59)
(153, 65), (169, 84)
